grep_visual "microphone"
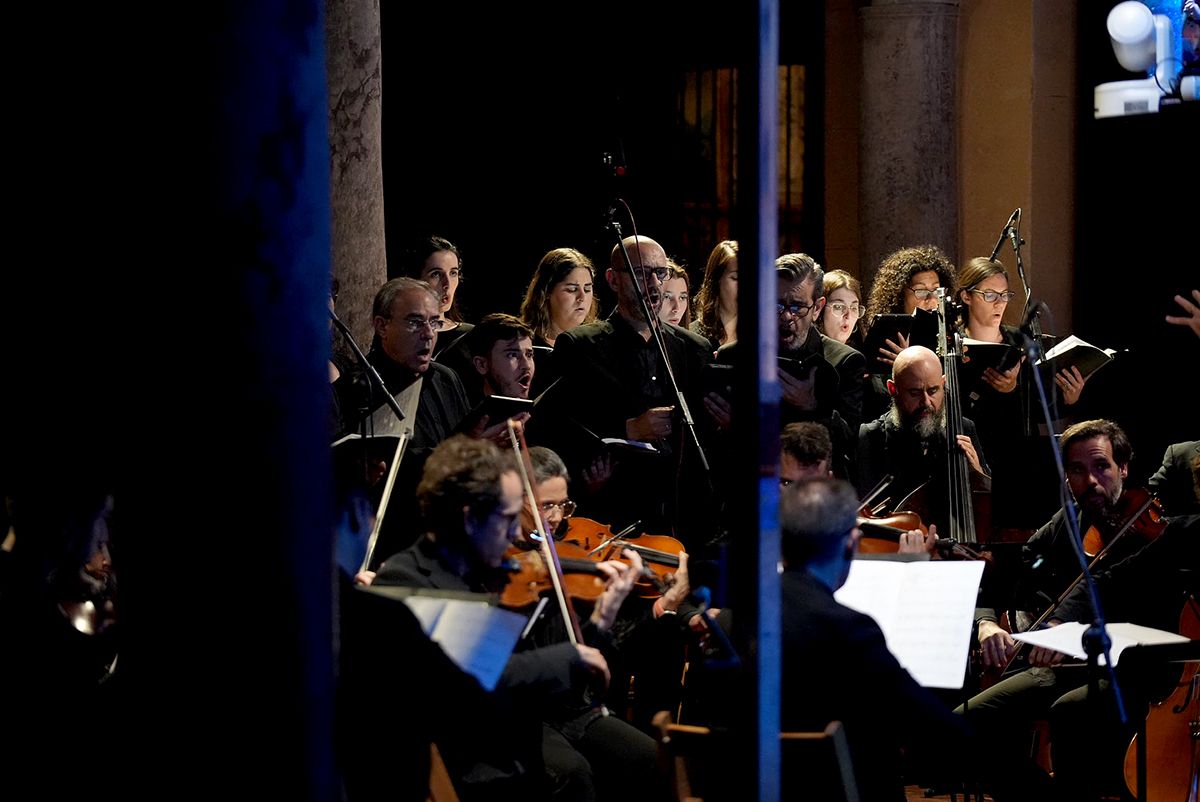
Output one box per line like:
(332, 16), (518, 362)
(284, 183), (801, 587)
(1006, 208), (1022, 249)
(989, 207), (1022, 261)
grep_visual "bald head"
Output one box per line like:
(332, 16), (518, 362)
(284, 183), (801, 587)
(610, 236), (666, 272)
(888, 346), (945, 435)
(892, 345), (942, 383)
(607, 235), (669, 327)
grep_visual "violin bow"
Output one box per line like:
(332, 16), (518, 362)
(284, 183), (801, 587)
(995, 492), (1159, 677)
(507, 419), (585, 646)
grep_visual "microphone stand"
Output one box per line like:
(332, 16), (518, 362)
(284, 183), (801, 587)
(329, 308), (410, 572)
(329, 308), (405, 425)
(604, 214), (713, 485)
(1017, 326), (1127, 731)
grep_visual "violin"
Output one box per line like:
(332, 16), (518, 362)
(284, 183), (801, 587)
(500, 539), (608, 609)
(855, 508), (989, 561)
(560, 517), (683, 599)
(989, 487), (1169, 681)
(1082, 486), (1167, 559)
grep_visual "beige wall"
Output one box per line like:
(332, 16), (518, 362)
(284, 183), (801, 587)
(828, 0), (1076, 331)
(958, 0), (1076, 330)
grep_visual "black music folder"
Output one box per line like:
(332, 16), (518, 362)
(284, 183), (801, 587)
(1034, 335), (1118, 382)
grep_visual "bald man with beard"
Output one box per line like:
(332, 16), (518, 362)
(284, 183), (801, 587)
(856, 345), (990, 538)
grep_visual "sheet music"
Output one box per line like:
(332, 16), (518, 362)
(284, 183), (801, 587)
(1012, 622), (1189, 667)
(401, 596), (528, 691)
(834, 560), (985, 689)
(367, 377), (422, 437)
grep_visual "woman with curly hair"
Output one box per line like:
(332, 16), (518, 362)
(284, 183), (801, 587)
(689, 240), (738, 350)
(519, 247), (599, 348)
(862, 244), (958, 369)
(858, 245), (957, 423)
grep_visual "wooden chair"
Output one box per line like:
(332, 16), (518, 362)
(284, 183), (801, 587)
(652, 711), (860, 802)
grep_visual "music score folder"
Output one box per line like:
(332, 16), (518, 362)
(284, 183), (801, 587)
(834, 559), (986, 689)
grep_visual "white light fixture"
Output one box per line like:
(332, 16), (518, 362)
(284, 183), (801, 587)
(1094, 1), (1183, 117)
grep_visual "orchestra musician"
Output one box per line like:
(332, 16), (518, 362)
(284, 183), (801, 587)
(960, 419), (1191, 802)
(856, 345), (990, 537)
(371, 435), (659, 802)
(777, 478), (973, 801)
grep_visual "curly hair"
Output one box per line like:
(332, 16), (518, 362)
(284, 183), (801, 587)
(691, 240), (738, 346)
(519, 247), (599, 343)
(863, 244), (957, 331)
(418, 435), (516, 543)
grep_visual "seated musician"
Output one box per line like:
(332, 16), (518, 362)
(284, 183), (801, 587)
(961, 419), (1191, 802)
(521, 445), (696, 732)
(542, 234), (715, 549)
(778, 478), (973, 801)
(779, 421), (834, 484)
(372, 435), (660, 802)
(856, 345), (989, 537)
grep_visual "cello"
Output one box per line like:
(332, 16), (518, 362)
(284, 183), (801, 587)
(1123, 594), (1200, 802)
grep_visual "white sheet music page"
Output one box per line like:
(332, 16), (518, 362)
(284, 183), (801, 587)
(1012, 622), (1189, 667)
(834, 560), (985, 689)
(402, 596), (527, 691)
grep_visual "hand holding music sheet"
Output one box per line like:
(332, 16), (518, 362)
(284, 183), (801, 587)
(1011, 622), (1189, 667)
(834, 559), (986, 688)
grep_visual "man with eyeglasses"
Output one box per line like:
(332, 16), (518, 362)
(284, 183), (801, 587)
(713, 253), (864, 484)
(335, 278), (524, 567)
(544, 235), (715, 549)
(370, 435), (662, 802)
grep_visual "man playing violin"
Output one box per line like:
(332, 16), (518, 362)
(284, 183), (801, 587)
(961, 419), (1180, 801)
(373, 435), (659, 802)
(518, 446), (698, 732)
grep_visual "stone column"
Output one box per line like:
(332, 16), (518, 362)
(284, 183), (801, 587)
(859, 0), (960, 279)
(327, 0), (387, 347)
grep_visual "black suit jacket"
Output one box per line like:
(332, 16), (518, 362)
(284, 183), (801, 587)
(781, 570), (971, 802)
(1149, 440), (1200, 517)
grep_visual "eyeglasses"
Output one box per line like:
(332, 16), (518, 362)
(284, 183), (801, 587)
(968, 289), (1017, 303)
(905, 287), (939, 300)
(827, 301), (861, 316)
(630, 265), (670, 283)
(396, 316), (447, 333)
(539, 499), (576, 517)
(778, 301), (814, 318)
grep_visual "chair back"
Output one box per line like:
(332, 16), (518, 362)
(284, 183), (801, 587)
(652, 711), (859, 802)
